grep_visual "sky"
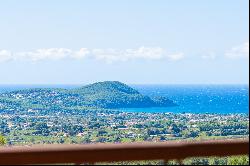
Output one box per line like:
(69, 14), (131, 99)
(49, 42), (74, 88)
(0, 0), (249, 85)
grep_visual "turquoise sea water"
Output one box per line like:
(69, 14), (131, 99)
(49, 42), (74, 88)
(128, 85), (249, 114)
(0, 84), (249, 114)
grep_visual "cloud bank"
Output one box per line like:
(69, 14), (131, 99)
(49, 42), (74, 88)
(0, 47), (184, 63)
(92, 47), (184, 63)
(225, 42), (249, 59)
(201, 52), (217, 60)
(0, 50), (12, 62)
(1, 42), (248, 63)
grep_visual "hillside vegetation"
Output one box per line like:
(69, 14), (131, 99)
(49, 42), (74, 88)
(0, 81), (177, 112)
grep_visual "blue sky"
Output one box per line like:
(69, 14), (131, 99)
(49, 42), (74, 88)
(0, 0), (249, 84)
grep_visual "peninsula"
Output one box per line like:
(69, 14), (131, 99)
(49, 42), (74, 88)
(0, 81), (177, 113)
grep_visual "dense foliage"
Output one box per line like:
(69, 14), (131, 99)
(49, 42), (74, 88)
(0, 135), (6, 145)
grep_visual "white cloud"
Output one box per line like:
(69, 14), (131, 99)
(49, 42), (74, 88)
(92, 48), (127, 63)
(0, 50), (12, 62)
(166, 53), (185, 61)
(16, 48), (73, 62)
(0, 47), (184, 63)
(128, 47), (165, 60)
(225, 42), (249, 59)
(91, 47), (184, 63)
(71, 48), (90, 60)
(201, 52), (217, 60)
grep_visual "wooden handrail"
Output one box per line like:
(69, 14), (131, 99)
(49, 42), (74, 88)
(0, 139), (249, 165)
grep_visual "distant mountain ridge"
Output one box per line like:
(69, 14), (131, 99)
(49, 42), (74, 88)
(0, 81), (177, 112)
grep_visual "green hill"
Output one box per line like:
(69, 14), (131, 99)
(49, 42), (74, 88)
(0, 81), (177, 111)
(70, 81), (177, 108)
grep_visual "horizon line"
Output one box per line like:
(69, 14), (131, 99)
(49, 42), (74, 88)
(0, 83), (249, 86)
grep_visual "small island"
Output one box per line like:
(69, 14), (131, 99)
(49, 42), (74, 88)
(0, 81), (177, 112)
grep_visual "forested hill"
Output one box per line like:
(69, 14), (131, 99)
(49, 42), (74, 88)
(72, 81), (141, 95)
(0, 81), (177, 112)
(70, 81), (177, 108)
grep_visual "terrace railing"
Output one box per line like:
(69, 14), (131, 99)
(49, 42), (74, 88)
(0, 139), (249, 165)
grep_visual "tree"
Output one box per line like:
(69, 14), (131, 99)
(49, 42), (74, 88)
(0, 135), (6, 146)
(228, 156), (249, 165)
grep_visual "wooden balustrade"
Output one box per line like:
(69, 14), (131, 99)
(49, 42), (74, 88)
(0, 139), (248, 165)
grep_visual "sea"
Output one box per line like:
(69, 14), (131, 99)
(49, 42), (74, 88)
(0, 84), (249, 114)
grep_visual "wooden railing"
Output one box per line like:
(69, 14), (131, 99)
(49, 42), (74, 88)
(0, 139), (249, 165)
